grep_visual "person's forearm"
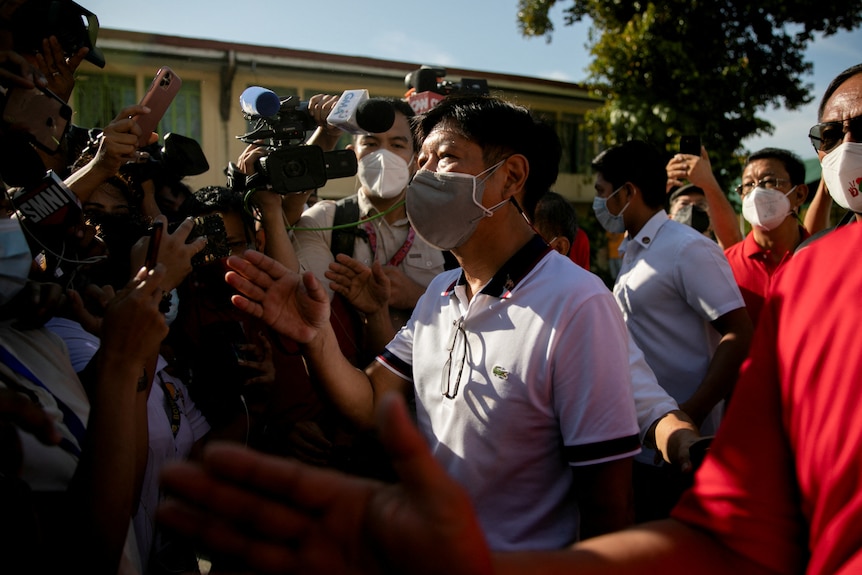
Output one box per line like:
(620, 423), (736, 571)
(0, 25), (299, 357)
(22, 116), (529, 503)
(302, 321), (378, 429)
(261, 206), (300, 272)
(64, 159), (114, 204)
(803, 178), (832, 235)
(64, 350), (144, 573)
(681, 331), (751, 427)
(307, 126), (342, 151)
(493, 519), (775, 575)
(701, 179), (742, 249)
(364, 305), (397, 357)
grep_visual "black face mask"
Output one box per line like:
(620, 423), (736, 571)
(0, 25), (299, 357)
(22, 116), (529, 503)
(672, 204), (711, 234)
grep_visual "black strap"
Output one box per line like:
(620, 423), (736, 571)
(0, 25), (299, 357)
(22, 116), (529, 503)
(330, 194), (368, 259)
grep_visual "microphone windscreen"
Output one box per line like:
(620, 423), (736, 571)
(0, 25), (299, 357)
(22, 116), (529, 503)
(355, 99), (396, 134)
(240, 87), (281, 118)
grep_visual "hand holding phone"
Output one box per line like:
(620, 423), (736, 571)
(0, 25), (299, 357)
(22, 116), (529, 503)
(134, 66), (182, 148)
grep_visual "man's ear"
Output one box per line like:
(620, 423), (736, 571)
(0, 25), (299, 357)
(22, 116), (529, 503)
(550, 236), (571, 257)
(621, 182), (638, 202)
(793, 183), (809, 210)
(500, 154), (529, 199)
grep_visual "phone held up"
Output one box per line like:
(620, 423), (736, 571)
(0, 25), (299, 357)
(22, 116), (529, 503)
(134, 66), (182, 148)
(679, 134), (701, 157)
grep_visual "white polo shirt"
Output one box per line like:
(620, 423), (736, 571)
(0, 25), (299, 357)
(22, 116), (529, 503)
(614, 211), (745, 446)
(378, 236), (640, 551)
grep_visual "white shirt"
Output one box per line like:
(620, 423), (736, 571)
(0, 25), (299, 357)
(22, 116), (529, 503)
(614, 211), (744, 448)
(378, 236), (640, 550)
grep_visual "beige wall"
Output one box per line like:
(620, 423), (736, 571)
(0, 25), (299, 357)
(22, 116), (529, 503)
(74, 29), (602, 202)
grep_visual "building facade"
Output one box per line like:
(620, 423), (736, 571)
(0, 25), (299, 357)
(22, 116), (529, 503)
(70, 28), (602, 202)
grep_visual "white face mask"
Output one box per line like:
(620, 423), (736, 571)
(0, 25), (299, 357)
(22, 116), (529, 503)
(821, 142), (862, 212)
(741, 185), (796, 231)
(357, 149), (412, 199)
(0, 218), (33, 305)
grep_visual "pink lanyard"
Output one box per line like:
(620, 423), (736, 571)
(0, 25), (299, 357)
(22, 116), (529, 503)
(362, 221), (415, 268)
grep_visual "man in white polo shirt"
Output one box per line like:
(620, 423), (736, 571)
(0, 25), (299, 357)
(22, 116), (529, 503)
(220, 95), (642, 551)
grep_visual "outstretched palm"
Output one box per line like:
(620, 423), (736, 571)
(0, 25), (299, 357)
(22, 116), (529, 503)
(226, 250), (331, 344)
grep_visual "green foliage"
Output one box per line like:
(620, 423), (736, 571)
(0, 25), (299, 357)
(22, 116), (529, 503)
(516, 0), (862, 194)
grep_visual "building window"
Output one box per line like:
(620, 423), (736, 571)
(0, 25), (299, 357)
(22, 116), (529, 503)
(71, 73), (136, 130)
(72, 74), (202, 143)
(558, 113), (588, 175)
(531, 110), (588, 175)
(162, 79), (201, 142)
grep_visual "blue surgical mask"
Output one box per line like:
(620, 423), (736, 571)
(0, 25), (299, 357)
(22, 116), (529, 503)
(592, 185), (630, 234)
(0, 218), (33, 305)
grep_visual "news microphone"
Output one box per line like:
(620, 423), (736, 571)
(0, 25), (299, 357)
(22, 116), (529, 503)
(327, 89), (395, 135)
(239, 86), (282, 118)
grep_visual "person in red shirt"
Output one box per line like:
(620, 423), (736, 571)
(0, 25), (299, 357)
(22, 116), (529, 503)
(723, 148), (809, 326)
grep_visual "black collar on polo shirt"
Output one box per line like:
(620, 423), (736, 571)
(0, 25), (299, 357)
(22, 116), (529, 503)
(444, 234), (552, 298)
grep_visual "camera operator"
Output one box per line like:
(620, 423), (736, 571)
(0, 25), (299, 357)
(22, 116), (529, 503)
(294, 96), (446, 353)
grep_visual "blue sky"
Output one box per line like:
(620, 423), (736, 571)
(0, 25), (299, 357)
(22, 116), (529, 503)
(85, 0), (862, 159)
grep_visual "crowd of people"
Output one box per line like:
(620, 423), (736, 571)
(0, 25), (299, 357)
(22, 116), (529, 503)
(1, 1), (861, 574)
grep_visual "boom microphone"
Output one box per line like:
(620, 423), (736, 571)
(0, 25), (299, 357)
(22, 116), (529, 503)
(239, 86), (282, 118)
(327, 89), (396, 135)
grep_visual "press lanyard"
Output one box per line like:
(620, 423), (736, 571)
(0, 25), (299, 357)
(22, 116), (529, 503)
(361, 221), (415, 268)
(0, 343), (85, 458)
(157, 372), (181, 439)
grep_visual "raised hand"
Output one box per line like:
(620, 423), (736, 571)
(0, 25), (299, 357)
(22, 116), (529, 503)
(325, 254), (390, 315)
(226, 250), (331, 344)
(99, 265), (169, 369)
(129, 215), (206, 292)
(34, 36), (87, 101)
(157, 394), (493, 575)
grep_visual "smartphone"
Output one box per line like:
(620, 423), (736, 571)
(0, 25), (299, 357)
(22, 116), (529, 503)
(679, 134), (701, 156)
(135, 66), (182, 148)
(144, 221), (163, 270)
(1, 86), (72, 153)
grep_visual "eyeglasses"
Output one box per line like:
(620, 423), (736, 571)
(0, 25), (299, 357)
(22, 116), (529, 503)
(808, 113), (862, 154)
(734, 177), (790, 196)
(442, 317), (467, 399)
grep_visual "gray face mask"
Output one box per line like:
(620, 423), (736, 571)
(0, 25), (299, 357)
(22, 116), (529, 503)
(406, 160), (507, 251)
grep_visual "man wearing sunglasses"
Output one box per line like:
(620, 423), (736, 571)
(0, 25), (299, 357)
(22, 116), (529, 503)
(804, 63), (862, 233)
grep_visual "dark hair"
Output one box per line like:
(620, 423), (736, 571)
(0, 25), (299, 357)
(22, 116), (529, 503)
(590, 140), (666, 209)
(746, 148), (806, 185)
(416, 95), (561, 217)
(668, 184), (705, 206)
(818, 63), (862, 120)
(193, 185), (255, 234)
(532, 191), (578, 243)
(358, 97), (418, 152)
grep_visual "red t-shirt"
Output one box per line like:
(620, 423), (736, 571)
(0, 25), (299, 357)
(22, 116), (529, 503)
(723, 228), (808, 327)
(568, 228), (590, 271)
(673, 222), (862, 574)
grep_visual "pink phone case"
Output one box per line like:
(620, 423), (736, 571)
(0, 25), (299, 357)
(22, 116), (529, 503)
(136, 66), (182, 147)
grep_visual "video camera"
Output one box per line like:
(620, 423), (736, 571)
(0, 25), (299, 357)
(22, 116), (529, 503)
(233, 87), (357, 194)
(404, 66), (489, 114)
